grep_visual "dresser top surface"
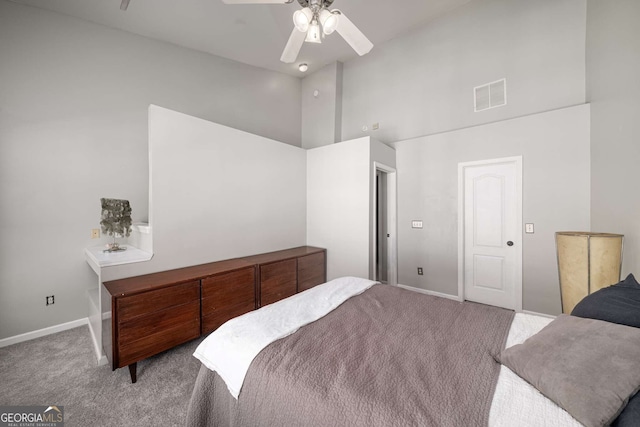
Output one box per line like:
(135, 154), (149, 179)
(103, 258), (253, 296)
(103, 246), (325, 296)
(242, 246), (325, 265)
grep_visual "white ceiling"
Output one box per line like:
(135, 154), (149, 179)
(12, 0), (472, 77)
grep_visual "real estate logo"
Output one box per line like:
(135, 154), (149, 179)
(0, 405), (64, 427)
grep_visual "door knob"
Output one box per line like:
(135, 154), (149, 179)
(507, 241), (514, 246)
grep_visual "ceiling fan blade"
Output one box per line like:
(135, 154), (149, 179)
(222, 0), (293, 4)
(280, 27), (306, 63)
(335, 11), (373, 56)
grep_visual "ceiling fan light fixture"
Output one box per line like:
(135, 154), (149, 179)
(319, 9), (339, 35)
(305, 20), (322, 43)
(293, 8), (313, 32)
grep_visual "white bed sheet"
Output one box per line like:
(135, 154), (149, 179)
(489, 312), (582, 427)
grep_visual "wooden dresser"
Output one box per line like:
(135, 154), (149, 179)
(102, 246), (326, 383)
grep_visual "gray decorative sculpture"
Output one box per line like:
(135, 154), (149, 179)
(100, 198), (132, 252)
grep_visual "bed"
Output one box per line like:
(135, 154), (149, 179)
(186, 276), (640, 427)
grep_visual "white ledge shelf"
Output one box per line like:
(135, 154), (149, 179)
(131, 223), (151, 234)
(84, 245), (153, 273)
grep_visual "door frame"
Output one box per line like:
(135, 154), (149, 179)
(457, 156), (523, 311)
(372, 162), (398, 285)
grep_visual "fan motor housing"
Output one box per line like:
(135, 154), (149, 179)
(297, 0), (334, 8)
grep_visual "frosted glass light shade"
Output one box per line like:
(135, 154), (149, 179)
(556, 232), (624, 313)
(319, 9), (338, 35)
(305, 21), (322, 43)
(293, 8), (313, 32)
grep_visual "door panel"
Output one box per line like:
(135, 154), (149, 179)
(473, 175), (504, 248)
(473, 255), (504, 290)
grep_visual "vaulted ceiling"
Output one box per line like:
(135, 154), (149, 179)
(12, 0), (473, 76)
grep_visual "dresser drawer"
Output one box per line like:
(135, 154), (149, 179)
(201, 267), (255, 301)
(118, 300), (200, 346)
(201, 267), (256, 334)
(260, 259), (297, 306)
(202, 301), (255, 335)
(297, 252), (326, 292)
(118, 317), (200, 367)
(116, 280), (200, 323)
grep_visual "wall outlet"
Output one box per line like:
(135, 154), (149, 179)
(91, 228), (100, 239)
(372, 122), (379, 130)
(417, 267), (423, 275)
(46, 295), (55, 306)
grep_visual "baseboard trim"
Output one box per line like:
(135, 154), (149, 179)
(396, 284), (462, 302)
(397, 285), (556, 316)
(87, 320), (109, 366)
(521, 310), (556, 319)
(0, 318), (88, 348)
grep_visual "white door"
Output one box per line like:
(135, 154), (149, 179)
(459, 157), (522, 311)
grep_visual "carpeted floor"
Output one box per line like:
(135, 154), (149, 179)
(0, 326), (205, 426)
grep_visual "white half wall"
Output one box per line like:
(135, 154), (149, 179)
(307, 137), (395, 280)
(307, 138), (371, 279)
(103, 105), (307, 281)
(394, 104), (591, 315)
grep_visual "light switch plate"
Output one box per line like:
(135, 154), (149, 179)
(525, 223), (534, 233)
(412, 220), (423, 229)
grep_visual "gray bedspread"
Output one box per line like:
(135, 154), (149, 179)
(186, 285), (515, 427)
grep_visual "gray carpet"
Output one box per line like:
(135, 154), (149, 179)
(0, 326), (205, 426)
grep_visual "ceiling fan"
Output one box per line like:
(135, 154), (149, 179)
(222, 0), (373, 64)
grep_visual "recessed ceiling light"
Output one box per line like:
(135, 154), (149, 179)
(298, 63), (309, 72)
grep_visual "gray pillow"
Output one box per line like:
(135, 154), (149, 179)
(498, 314), (640, 427)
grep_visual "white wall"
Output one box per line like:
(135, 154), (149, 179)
(306, 137), (395, 280)
(394, 105), (591, 315)
(587, 0), (640, 277)
(0, 1), (300, 339)
(301, 62), (343, 149)
(0, 0), (600, 339)
(341, 0), (587, 144)
(103, 106), (307, 281)
(307, 138), (371, 279)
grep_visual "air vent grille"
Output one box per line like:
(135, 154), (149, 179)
(474, 79), (506, 112)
